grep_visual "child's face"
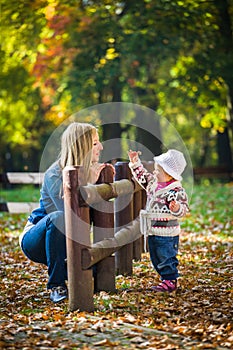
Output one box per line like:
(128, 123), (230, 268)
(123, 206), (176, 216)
(154, 163), (172, 182)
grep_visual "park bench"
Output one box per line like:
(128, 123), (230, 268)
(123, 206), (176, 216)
(0, 172), (44, 213)
(193, 165), (233, 181)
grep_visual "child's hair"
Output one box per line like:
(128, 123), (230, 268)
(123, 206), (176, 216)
(59, 122), (97, 181)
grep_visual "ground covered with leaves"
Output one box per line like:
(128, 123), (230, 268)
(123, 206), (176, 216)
(0, 183), (233, 349)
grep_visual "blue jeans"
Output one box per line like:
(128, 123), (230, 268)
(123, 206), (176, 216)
(148, 235), (179, 281)
(21, 211), (67, 289)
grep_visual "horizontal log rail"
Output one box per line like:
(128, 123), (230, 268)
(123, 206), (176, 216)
(79, 178), (142, 205)
(81, 218), (141, 269)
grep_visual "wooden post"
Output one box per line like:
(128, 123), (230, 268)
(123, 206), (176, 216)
(63, 166), (94, 312)
(91, 165), (115, 292)
(133, 189), (143, 260)
(114, 162), (134, 275)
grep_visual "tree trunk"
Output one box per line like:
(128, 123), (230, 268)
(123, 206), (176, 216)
(100, 76), (124, 161)
(217, 129), (233, 170)
(134, 108), (162, 160)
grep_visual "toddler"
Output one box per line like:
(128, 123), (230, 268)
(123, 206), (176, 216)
(128, 149), (189, 292)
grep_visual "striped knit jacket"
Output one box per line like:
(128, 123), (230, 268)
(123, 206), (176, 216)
(129, 160), (189, 240)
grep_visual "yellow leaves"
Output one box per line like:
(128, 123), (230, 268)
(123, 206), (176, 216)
(39, 26), (54, 40)
(105, 48), (119, 60)
(170, 56), (195, 77)
(200, 117), (212, 129)
(37, 43), (47, 54)
(44, 4), (56, 21)
(96, 47), (119, 69)
(108, 37), (115, 44)
(45, 100), (71, 125)
(200, 107), (227, 132)
(99, 58), (107, 65)
(12, 314), (30, 324)
(93, 338), (119, 346)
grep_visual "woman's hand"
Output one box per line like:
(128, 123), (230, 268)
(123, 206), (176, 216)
(89, 162), (105, 184)
(128, 150), (141, 164)
(89, 163), (115, 184)
(107, 163), (116, 176)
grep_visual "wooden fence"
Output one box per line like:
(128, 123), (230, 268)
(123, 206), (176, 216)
(63, 163), (147, 312)
(0, 164), (147, 311)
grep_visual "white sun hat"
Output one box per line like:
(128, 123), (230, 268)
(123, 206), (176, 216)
(154, 149), (187, 181)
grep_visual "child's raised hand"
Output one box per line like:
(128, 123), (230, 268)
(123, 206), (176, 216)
(128, 150), (141, 164)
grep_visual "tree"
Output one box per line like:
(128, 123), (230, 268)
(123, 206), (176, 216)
(1, 0), (233, 170)
(0, 0), (53, 171)
(155, 0), (233, 167)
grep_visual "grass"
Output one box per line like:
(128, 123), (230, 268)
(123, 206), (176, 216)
(0, 185), (40, 202)
(182, 182), (233, 237)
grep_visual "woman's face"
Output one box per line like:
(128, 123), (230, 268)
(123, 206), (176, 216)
(91, 132), (103, 163)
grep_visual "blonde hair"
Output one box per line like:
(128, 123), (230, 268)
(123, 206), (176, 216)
(59, 122), (97, 182)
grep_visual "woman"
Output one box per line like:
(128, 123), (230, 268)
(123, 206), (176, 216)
(19, 122), (109, 303)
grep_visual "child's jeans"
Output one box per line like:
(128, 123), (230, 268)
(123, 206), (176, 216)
(148, 235), (179, 280)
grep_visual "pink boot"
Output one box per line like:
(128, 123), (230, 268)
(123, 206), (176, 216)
(151, 280), (177, 292)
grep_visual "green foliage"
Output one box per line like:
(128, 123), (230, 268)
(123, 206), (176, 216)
(0, 0), (45, 145)
(0, 0), (232, 170)
(0, 0), (56, 172)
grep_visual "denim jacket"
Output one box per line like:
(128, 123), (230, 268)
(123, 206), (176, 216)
(28, 161), (63, 224)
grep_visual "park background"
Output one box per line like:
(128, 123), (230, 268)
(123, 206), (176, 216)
(0, 1), (233, 349)
(0, 0), (233, 174)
